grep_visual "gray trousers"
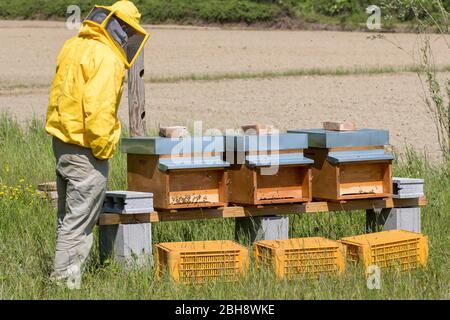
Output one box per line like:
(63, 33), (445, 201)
(51, 137), (109, 278)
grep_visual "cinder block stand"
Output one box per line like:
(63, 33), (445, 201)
(99, 191), (154, 267)
(99, 222), (153, 267)
(235, 216), (289, 244)
(366, 177), (424, 233)
(366, 207), (421, 233)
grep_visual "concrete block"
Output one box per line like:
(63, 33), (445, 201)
(385, 207), (421, 233)
(37, 181), (58, 202)
(99, 223), (153, 267)
(393, 177), (424, 199)
(366, 207), (421, 233)
(235, 216), (289, 243)
(103, 191), (153, 214)
(159, 126), (189, 138)
(37, 181), (57, 192)
(241, 124), (276, 135)
(322, 121), (356, 131)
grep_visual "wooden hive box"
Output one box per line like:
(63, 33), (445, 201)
(225, 133), (313, 205)
(287, 128), (394, 201)
(122, 136), (230, 210)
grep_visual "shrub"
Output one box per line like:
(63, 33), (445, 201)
(312, 0), (363, 16)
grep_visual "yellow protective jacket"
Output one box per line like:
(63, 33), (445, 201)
(46, 1), (144, 160)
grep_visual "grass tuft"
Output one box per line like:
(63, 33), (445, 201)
(144, 64), (450, 84)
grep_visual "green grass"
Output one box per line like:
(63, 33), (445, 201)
(0, 0), (448, 30)
(144, 64), (450, 84)
(3, 65), (450, 92)
(0, 113), (449, 299)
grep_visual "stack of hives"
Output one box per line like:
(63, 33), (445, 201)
(225, 124), (314, 205)
(122, 128), (230, 210)
(120, 122), (398, 207)
(288, 123), (394, 201)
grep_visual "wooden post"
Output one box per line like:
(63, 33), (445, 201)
(128, 48), (146, 137)
(114, 48), (152, 268)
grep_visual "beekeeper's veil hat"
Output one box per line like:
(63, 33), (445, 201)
(82, 1), (149, 68)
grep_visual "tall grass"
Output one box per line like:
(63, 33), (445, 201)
(0, 114), (448, 299)
(380, 0), (450, 157)
(143, 65), (450, 84)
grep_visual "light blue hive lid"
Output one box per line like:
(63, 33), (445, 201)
(121, 136), (225, 155)
(225, 133), (309, 152)
(287, 128), (390, 148)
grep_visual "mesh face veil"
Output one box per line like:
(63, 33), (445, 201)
(83, 6), (149, 68)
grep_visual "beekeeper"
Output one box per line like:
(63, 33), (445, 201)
(45, 0), (149, 283)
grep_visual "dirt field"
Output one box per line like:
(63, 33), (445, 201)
(0, 21), (448, 159)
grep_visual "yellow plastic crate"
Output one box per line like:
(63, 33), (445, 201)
(339, 230), (428, 273)
(253, 237), (345, 279)
(155, 240), (249, 284)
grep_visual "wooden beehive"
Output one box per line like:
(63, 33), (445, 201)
(288, 128), (394, 201)
(122, 136), (230, 210)
(225, 133), (313, 205)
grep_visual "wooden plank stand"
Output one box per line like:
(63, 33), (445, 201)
(98, 196), (427, 225)
(122, 136), (230, 210)
(225, 133), (313, 205)
(288, 128), (394, 201)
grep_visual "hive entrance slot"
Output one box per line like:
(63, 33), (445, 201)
(256, 166), (307, 201)
(257, 187), (303, 200)
(339, 162), (388, 197)
(169, 190), (220, 205)
(168, 169), (224, 206)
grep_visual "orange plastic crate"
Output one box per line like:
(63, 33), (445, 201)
(253, 237), (345, 279)
(155, 240), (249, 284)
(340, 230), (428, 273)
